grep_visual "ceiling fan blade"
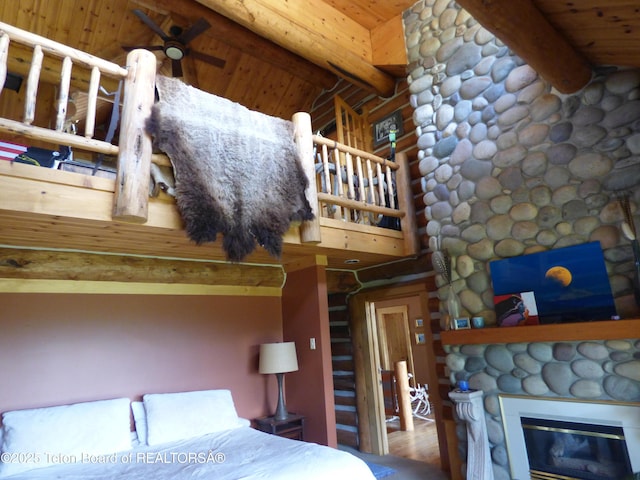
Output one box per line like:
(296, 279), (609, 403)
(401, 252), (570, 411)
(178, 18), (211, 45)
(122, 45), (164, 52)
(189, 50), (226, 69)
(172, 59), (183, 78)
(132, 9), (171, 42)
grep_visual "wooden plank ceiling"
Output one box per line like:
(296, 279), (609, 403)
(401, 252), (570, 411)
(0, 0), (414, 121)
(2, 1), (636, 162)
(2, 0), (639, 117)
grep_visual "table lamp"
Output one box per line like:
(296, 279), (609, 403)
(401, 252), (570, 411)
(259, 341), (298, 420)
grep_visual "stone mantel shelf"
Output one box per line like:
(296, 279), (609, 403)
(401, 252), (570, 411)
(440, 318), (639, 346)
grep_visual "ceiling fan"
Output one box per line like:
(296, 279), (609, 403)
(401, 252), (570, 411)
(123, 9), (226, 77)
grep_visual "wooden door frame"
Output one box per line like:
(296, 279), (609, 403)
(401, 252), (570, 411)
(348, 281), (448, 471)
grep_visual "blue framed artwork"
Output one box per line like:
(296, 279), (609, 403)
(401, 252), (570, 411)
(489, 242), (617, 324)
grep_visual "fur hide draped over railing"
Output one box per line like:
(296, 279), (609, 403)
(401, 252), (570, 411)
(146, 76), (314, 262)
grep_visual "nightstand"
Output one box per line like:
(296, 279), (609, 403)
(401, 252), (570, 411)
(254, 413), (305, 440)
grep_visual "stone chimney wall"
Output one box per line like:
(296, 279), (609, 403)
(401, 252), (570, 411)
(403, 0), (640, 326)
(403, 1), (640, 478)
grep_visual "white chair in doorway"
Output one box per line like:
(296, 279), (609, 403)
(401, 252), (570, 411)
(408, 374), (433, 421)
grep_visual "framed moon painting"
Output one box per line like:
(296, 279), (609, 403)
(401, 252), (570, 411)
(489, 242), (617, 324)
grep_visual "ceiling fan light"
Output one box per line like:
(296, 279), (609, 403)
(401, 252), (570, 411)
(165, 44), (184, 60)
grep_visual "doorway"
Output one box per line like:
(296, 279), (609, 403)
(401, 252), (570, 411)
(374, 301), (438, 467)
(376, 304), (415, 421)
(348, 282), (446, 470)
(376, 304), (415, 382)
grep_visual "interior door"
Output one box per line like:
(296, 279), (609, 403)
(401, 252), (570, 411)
(376, 305), (415, 386)
(334, 94), (370, 151)
(349, 285), (446, 471)
(332, 95), (372, 223)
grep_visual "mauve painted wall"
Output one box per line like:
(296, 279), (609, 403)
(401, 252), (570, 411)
(282, 265), (337, 447)
(0, 293), (282, 419)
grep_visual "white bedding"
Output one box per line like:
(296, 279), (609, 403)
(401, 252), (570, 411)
(1, 427), (376, 479)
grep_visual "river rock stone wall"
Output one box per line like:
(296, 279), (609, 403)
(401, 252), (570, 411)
(403, 1), (640, 478)
(403, 0), (640, 326)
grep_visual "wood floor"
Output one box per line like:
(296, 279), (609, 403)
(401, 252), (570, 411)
(387, 415), (441, 468)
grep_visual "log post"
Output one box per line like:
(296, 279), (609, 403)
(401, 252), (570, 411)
(395, 152), (420, 255)
(293, 112), (321, 243)
(394, 360), (414, 432)
(113, 49), (156, 223)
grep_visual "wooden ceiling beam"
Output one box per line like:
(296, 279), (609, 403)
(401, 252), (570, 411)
(194, 0), (397, 96)
(456, 0), (592, 93)
(371, 14), (408, 77)
(132, 0), (339, 90)
(0, 247), (285, 289)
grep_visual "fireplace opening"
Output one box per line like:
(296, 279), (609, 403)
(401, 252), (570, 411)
(521, 416), (632, 480)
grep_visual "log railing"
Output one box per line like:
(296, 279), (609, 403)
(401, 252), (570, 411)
(0, 21), (418, 255)
(0, 21), (157, 223)
(313, 135), (402, 221)
(0, 22), (127, 157)
(295, 112), (418, 254)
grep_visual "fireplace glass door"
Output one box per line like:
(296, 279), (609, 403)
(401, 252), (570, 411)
(521, 416), (633, 480)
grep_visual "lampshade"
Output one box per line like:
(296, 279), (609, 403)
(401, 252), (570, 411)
(259, 342), (298, 374)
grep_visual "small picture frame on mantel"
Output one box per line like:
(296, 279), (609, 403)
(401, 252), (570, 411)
(453, 317), (471, 330)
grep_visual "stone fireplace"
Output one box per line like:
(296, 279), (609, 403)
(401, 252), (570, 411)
(500, 395), (639, 479)
(441, 321), (640, 479)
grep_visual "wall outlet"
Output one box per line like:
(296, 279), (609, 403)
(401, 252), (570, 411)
(310, 338), (316, 350)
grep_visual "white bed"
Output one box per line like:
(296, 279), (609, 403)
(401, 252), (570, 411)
(1, 427), (375, 479)
(0, 390), (375, 480)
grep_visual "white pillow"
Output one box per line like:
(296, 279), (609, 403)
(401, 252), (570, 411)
(0, 398), (132, 478)
(143, 389), (240, 446)
(131, 401), (148, 446)
(132, 400), (249, 447)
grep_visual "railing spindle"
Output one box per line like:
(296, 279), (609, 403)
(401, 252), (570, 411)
(333, 148), (343, 197)
(0, 33), (9, 95)
(376, 163), (386, 207)
(84, 66), (100, 138)
(321, 143), (331, 194)
(55, 56), (72, 131)
(318, 143), (330, 217)
(366, 158), (375, 205)
(332, 147), (344, 220)
(24, 45), (43, 125)
(355, 155), (366, 222)
(386, 165), (396, 210)
(345, 151), (355, 201)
